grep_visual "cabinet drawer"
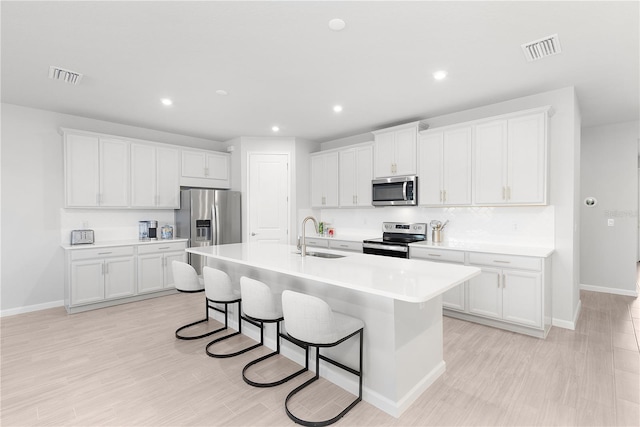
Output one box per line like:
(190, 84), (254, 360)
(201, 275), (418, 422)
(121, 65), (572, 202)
(305, 238), (329, 248)
(70, 246), (134, 261)
(410, 247), (464, 263)
(467, 252), (541, 271)
(138, 241), (187, 254)
(328, 240), (363, 252)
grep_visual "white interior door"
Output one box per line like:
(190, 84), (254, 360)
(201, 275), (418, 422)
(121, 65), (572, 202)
(248, 153), (289, 244)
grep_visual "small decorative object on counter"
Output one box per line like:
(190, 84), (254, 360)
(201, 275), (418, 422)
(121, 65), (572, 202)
(430, 220), (449, 243)
(328, 228), (335, 237)
(318, 222), (324, 236)
(161, 224), (173, 239)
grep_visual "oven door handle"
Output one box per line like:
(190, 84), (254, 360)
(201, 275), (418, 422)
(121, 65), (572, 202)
(363, 242), (409, 253)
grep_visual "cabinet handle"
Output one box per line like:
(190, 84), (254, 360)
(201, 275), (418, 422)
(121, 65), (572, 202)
(159, 247), (170, 250)
(98, 252), (112, 255)
(493, 260), (511, 264)
(443, 190), (447, 203)
(204, 167), (209, 177)
(502, 274), (506, 288)
(427, 253), (442, 257)
(439, 190), (443, 202)
(497, 274), (500, 288)
(339, 244), (349, 248)
(507, 186), (511, 201)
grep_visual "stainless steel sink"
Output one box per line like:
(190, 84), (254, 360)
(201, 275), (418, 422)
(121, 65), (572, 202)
(293, 251), (346, 259)
(307, 251), (346, 259)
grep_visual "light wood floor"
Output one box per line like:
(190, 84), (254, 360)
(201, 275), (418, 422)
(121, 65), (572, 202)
(1, 288), (638, 426)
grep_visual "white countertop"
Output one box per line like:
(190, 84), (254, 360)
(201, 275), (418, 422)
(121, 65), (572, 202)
(61, 238), (188, 250)
(409, 240), (554, 257)
(187, 243), (480, 303)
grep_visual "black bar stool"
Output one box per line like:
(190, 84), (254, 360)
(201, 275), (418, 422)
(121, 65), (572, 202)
(203, 266), (262, 358)
(239, 277), (309, 387)
(281, 290), (364, 427)
(172, 261), (220, 340)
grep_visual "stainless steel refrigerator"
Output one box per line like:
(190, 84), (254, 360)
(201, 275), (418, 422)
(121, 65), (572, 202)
(175, 188), (242, 275)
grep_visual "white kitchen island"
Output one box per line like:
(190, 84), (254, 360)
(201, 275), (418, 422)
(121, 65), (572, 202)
(187, 243), (480, 417)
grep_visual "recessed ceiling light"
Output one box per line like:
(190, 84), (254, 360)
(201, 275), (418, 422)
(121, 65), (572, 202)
(433, 70), (448, 80)
(328, 18), (346, 31)
(161, 98), (173, 106)
(272, 126), (280, 132)
(333, 105), (343, 113)
(215, 89), (228, 96)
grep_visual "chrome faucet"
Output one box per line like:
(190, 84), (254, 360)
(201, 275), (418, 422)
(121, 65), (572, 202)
(300, 216), (319, 257)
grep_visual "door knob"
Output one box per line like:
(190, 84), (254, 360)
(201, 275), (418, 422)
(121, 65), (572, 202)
(251, 232), (257, 236)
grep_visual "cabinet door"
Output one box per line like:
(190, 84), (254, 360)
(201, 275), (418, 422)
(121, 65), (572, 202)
(156, 147), (180, 208)
(310, 154), (325, 207)
(130, 143), (157, 207)
(355, 145), (373, 206)
(205, 152), (229, 181)
(163, 252), (187, 288)
(99, 138), (129, 207)
(502, 270), (542, 327)
(104, 257), (136, 299)
(468, 267), (502, 319)
(418, 132), (444, 205)
(181, 150), (207, 178)
(442, 283), (466, 312)
(339, 149), (357, 207)
(137, 254), (164, 293)
(443, 127), (472, 205)
(507, 113), (546, 204)
(374, 132), (395, 177)
(70, 260), (104, 305)
(324, 152), (339, 207)
(393, 127), (417, 176)
(473, 120), (508, 205)
(65, 134), (100, 207)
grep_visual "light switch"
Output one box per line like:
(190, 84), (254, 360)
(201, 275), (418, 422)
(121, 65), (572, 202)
(607, 219), (615, 226)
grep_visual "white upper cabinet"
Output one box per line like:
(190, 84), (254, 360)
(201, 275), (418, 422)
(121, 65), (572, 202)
(339, 144), (373, 207)
(131, 143), (180, 208)
(180, 149), (230, 189)
(418, 126), (472, 206)
(64, 132), (129, 208)
(310, 151), (339, 208)
(373, 121), (422, 178)
(473, 110), (548, 205)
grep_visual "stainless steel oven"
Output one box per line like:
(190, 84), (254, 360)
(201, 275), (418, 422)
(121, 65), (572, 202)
(363, 222), (426, 258)
(371, 175), (417, 206)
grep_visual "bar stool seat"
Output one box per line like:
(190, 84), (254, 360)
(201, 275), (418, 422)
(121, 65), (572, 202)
(281, 290), (364, 427)
(240, 277), (308, 388)
(173, 261), (219, 340)
(203, 267), (262, 358)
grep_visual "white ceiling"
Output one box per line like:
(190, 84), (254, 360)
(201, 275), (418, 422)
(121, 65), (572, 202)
(1, 1), (638, 143)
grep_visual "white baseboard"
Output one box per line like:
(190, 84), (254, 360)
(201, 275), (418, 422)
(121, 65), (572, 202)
(1, 300), (64, 317)
(580, 283), (638, 297)
(552, 299), (581, 330)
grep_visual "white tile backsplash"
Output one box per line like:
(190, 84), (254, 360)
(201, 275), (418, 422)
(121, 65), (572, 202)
(60, 209), (176, 244)
(314, 205), (554, 247)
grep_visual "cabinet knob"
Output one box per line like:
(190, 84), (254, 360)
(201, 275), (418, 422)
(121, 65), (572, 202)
(251, 232), (257, 236)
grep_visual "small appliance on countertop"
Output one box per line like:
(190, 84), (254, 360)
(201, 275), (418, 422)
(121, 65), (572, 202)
(138, 220), (158, 240)
(70, 229), (95, 245)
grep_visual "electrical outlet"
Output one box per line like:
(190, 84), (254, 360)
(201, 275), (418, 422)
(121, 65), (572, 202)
(607, 219), (615, 227)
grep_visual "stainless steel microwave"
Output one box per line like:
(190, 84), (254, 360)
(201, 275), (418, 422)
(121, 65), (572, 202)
(372, 176), (418, 206)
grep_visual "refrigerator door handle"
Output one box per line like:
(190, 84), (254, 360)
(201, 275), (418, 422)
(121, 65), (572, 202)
(212, 203), (220, 245)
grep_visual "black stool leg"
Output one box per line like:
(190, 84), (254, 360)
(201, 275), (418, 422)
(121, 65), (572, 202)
(284, 329), (363, 427)
(175, 296), (226, 340)
(242, 321), (309, 387)
(205, 300), (263, 358)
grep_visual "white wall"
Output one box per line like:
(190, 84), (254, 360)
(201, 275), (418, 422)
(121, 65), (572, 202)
(317, 87), (581, 328)
(0, 103), (225, 314)
(580, 120), (639, 296)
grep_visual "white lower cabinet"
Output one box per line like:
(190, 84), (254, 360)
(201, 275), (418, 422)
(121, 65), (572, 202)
(64, 240), (187, 313)
(410, 245), (550, 338)
(138, 242), (187, 293)
(69, 246), (135, 306)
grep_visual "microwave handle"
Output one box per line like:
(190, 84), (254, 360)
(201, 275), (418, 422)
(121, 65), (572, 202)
(402, 182), (408, 201)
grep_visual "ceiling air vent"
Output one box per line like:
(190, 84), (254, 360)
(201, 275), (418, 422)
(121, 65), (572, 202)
(521, 34), (562, 62)
(48, 66), (83, 85)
